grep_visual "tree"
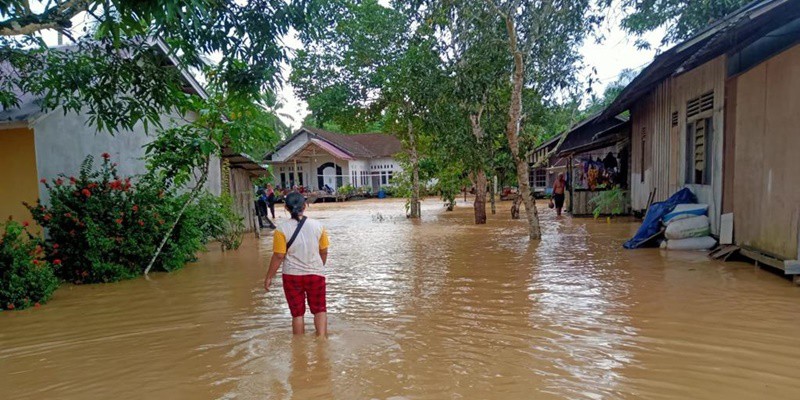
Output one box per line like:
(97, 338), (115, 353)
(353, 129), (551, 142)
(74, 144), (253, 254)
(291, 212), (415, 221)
(454, 0), (601, 239)
(291, 0), (444, 218)
(1, 0), (315, 133)
(616, 0), (750, 48)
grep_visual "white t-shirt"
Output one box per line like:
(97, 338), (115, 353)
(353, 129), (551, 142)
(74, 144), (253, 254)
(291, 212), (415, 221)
(273, 217), (329, 276)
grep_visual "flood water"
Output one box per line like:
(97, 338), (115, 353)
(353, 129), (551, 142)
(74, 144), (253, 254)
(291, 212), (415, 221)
(2, 198), (800, 399)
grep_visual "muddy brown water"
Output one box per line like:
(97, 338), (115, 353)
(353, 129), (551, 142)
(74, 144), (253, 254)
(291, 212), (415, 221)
(2, 199), (800, 399)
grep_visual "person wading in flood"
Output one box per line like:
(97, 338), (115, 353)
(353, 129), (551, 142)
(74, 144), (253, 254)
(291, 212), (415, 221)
(553, 173), (567, 217)
(264, 192), (330, 337)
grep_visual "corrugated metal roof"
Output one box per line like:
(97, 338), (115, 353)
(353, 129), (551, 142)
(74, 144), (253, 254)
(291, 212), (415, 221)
(602, 0), (800, 119)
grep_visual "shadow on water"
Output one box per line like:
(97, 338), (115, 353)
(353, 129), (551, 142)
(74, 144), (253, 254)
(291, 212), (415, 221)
(2, 198), (800, 399)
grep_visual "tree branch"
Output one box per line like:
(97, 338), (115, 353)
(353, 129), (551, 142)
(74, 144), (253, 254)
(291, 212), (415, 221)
(0, 0), (91, 36)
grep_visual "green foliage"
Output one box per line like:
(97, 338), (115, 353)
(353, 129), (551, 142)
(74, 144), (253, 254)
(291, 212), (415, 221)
(26, 155), (209, 283)
(196, 193), (245, 251)
(434, 163), (468, 211)
(1, 1), (316, 133)
(615, 0), (749, 48)
(588, 186), (627, 219)
(0, 220), (59, 311)
(338, 184), (356, 197)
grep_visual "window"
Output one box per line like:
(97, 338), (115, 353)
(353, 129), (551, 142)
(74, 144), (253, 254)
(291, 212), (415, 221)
(535, 169), (546, 188)
(381, 171), (388, 185)
(298, 172), (304, 186)
(388, 171), (393, 183)
(685, 117), (713, 185)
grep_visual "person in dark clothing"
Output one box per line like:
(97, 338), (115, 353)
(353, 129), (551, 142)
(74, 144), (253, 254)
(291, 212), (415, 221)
(256, 187), (276, 229)
(552, 173), (566, 217)
(266, 184), (276, 219)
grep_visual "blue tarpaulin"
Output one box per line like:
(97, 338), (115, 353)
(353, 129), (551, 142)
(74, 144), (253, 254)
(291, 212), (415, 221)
(623, 188), (697, 249)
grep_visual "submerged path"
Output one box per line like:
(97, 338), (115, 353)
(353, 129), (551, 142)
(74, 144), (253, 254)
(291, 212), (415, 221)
(2, 199), (800, 399)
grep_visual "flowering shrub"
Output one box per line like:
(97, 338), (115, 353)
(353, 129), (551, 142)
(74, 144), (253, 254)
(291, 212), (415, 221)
(0, 220), (59, 310)
(27, 155), (208, 283)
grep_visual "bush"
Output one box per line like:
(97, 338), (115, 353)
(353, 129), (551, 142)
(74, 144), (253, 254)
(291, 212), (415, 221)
(0, 220), (59, 310)
(338, 184), (355, 197)
(196, 193), (244, 251)
(26, 155), (208, 283)
(589, 186), (627, 219)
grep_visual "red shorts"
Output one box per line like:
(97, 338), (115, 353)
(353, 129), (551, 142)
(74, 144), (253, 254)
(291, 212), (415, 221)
(282, 274), (326, 317)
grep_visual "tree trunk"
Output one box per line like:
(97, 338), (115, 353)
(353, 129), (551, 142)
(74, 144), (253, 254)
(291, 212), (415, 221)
(473, 169), (487, 224)
(490, 176), (496, 215)
(510, 194), (522, 219)
(408, 120), (421, 219)
(469, 109), (487, 224)
(503, 15), (541, 240)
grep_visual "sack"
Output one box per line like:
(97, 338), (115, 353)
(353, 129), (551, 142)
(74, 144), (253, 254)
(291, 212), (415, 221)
(548, 199), (555, 209)
(665, 215), (710, 239)
(663, 236), (717, 250)
(663, 203), (708, 225)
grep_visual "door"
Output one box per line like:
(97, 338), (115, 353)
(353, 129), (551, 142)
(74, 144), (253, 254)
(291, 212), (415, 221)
(323, 166), (336, 189)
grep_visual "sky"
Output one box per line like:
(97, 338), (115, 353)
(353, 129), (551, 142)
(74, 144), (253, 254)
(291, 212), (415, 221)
(32, 3), (665, 131)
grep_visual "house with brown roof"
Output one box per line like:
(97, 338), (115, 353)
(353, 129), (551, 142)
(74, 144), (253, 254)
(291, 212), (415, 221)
(264, 126), (404, 193)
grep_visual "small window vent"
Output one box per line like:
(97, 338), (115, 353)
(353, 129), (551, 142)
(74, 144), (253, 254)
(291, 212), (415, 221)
(671, 111), (679, 127)
(687, 92), (714, 118)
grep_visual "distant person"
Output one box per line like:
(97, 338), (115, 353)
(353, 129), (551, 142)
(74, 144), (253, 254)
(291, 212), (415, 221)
(266, 184), (276, 219)
(553, 173), (566, 217)
(255, 187), (275, 229)
(264, 192), (330, 338)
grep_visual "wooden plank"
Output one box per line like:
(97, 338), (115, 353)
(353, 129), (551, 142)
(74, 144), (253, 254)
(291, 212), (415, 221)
(710, 244), (739, 260)
(719, 213), (733, 245)
(740, 247), (785, 271)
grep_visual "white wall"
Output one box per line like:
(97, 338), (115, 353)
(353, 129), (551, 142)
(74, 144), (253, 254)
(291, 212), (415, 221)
(33, 108), (221, 204)
(273, 132), (310, 161)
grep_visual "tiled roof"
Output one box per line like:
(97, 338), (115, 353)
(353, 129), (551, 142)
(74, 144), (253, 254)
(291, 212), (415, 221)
(296, 126), (403, 159)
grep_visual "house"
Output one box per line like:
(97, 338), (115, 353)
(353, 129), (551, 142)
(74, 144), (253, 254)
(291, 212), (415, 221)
(264, 126), (404, 193)
(529, 134), (563, 197)
(602, 0), (800, 274)
(529, 114), (631, 215)
(0, 39), (268, 231)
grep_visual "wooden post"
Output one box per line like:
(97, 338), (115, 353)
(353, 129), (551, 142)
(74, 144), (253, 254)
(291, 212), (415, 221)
(568, 156), (574, 214)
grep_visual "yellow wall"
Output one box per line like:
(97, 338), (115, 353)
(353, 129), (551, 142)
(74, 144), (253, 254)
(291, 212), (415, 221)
(0, 128), (40, 226)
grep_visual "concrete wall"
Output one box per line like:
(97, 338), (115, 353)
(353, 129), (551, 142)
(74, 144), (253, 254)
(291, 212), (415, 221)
(731, 44), (800, 260)
(32, 108), (220, 204)
(0, 127), (40, 227)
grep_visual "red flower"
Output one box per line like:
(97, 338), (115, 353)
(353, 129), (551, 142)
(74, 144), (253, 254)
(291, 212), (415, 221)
(7, 303), (15, 310)
(64, 213), (72, 218)
(115, 218), (123, 225)
(132, 205), (139, 212)
(55, 178), (63, 186)
(81, 189), (91, 198)
(22, 221), (29, 227)
(53, 259), (62, 265)
(102, 153), (111, 159)
(34, 302), (41, 308)
(69, 176), (77, 184)
(138, 220), (144, 227)
(53, 243), (60, 249)
(69, 230), (76, 236)
(32, 259), (40, 265)
(40, 178), (47, 184)
(43, 214), (52, 222)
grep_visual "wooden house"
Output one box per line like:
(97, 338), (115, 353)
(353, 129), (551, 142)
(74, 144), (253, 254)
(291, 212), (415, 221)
(602, 0), (800, 274)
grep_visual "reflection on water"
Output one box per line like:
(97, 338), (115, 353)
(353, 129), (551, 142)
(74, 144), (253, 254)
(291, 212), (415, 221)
(2, 199), (800, 399)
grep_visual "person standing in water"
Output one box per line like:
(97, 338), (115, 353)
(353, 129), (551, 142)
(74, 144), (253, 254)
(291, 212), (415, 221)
(266, 183), (276, 219)
(264, 192), (330, 337)
(553, 173), (567, 217)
